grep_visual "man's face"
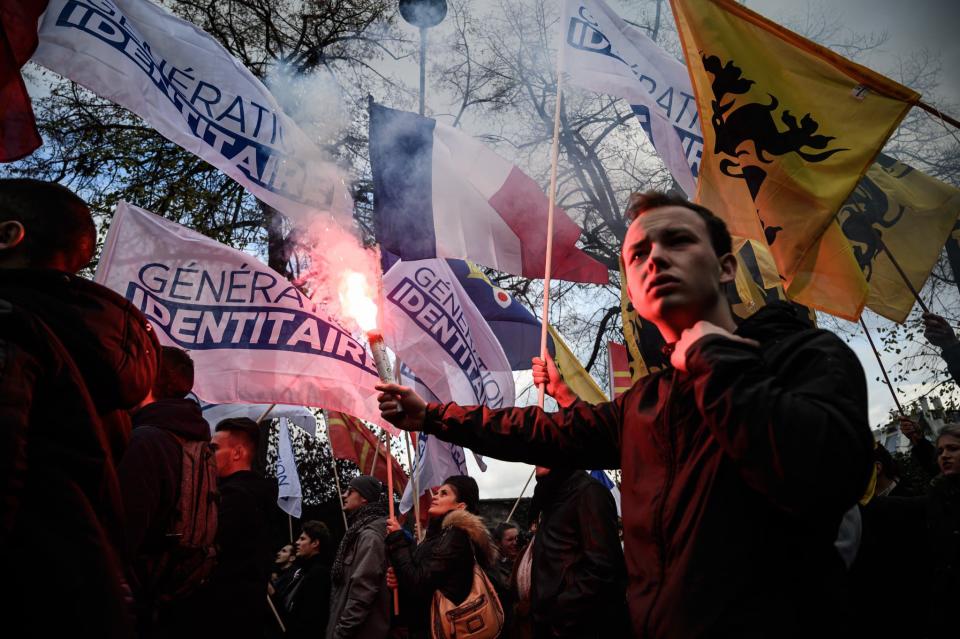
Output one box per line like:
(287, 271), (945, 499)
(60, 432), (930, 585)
(937, 434), (960, 476)
(342, 487), (368, 513)
(295, 532), (319, 559)
(621, 206), (734, 337)
(500, 528), (520, 559)
(210, 431), (236, 478)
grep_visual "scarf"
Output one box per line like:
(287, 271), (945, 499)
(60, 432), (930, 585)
(331, 500), (388, 585)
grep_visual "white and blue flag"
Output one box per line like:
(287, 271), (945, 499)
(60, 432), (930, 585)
(381, 258), (516, 410)
(32, 0), (352, 225)
(96, 201), (393, 430)
(561, 0), (702, 196)
(277, 417), (303, 518)
(590, 469), (622, 516)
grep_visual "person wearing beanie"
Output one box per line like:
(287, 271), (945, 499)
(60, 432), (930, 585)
(384, 475), (500, 639)
(326, 475), (391, 639)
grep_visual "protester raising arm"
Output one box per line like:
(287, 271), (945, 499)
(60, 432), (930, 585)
(375, 355), (623, 471)
(922, 312), (960, 384)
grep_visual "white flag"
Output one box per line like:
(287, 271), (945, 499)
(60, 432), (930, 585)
(381, 259), (515, 410)
(277, 418), (303, 518)
(560, 0), (701, 196)
(95, 201), (395, 432)
(32, 0), (352, 224)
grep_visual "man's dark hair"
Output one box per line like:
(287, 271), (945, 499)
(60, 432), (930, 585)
(215, 417), (259, 458)
(0, 178), (96, 272)
(873, 444), (900, 480)
(493, 521), (519, 543)
(624, 190), (733, 257)
(152, 346), (194, 399)
(301, 520), (332, 560)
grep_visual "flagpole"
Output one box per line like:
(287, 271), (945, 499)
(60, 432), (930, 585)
(506, 468), (536, 523)
(267, 595), (286, 633)
(256, 403), (277, 424)
(323, 411), (350, 530)
(877, 237), (930, 314)
(288, 514), (293, 544)
(859, 317), (905, 414)
(917, 100), (960, 132)
(395, 356), (423, 541)
(369, 436), (380, 476)
(406, 431), (423, 542)
(537, 30), (566, 409)
(384, 431), (400, 614)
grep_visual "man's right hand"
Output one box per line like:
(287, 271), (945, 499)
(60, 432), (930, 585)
(922, 312), (958, 349)
(376, 383), (427, 431)
(532, 352), (577, 408)
(899, 417), (924, 444)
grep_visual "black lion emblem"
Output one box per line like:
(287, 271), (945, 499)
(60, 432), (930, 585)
(703, 55), (848, 245)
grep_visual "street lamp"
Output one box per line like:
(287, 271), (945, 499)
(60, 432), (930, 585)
(398, 0), (447, 115)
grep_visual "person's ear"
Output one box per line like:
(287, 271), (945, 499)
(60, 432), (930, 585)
(455, 502), (467, 511)
(0, 221), (25, 250)
(718, 252), (737, 286)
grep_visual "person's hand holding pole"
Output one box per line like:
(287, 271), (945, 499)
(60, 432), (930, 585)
(531, 352), (577, 408)
(922, 312), (958, 349)
(899, 417), (924, 445)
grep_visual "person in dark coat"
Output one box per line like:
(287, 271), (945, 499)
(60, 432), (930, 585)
(281, 520), (334, 639)
(326, 475), (390, 639)
(377, 191), (874, 637)
(853, 424), (960, 639)
(385, 475), (500, 639)
(528, 466), (628, 639)
(117, 346), (211, 632)
(492, 522), (521, 589)
(204, 417), (276, 639)
(271, 543), (297, 595)
(1, 178), (158, 638)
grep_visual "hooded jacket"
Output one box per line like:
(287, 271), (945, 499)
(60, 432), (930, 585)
(530, 469), (629, 639)
(387, 509), (499, 637)
(419, 302), (874, 638)
(118, 398), (211, 569)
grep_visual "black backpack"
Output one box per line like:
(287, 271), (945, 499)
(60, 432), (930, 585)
(146, 431), (220, 603)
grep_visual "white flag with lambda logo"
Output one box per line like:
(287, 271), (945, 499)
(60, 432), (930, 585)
(32, 0), (352, 224)
(381, 258), (515, 410)
(277, 418), (303, 518)
(95, 201), (394, 432)
(560, 0), (702, 195)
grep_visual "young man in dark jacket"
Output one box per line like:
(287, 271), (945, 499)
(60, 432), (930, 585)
(327, 475), (391, 639)
(117, 346), (211, 632)
(283, 520), (334, 639)
(528, 467), (628, 639)
(377, 191), (874, 637)
(1, 178), (158, 638)
(204, 417), (276, 639)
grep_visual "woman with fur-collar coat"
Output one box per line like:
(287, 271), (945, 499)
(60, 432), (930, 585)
(385, 475), (499, 638)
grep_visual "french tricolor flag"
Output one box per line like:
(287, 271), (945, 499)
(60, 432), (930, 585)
(370, 102), (609, 284)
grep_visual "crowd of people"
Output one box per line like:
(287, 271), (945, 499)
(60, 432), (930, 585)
(2, 177), (959, 638)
